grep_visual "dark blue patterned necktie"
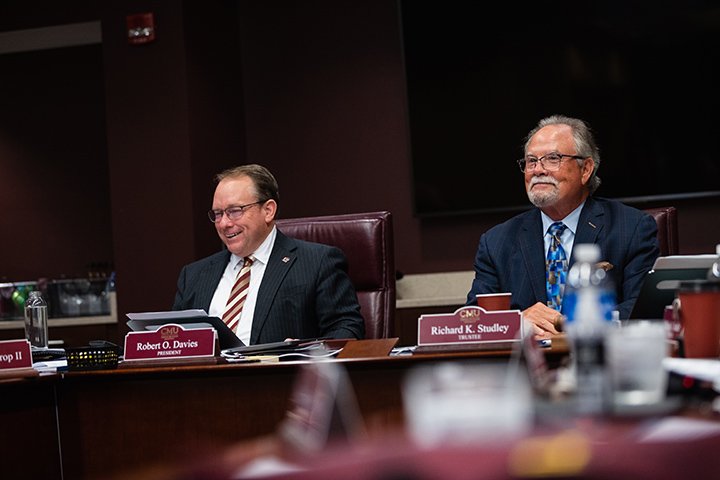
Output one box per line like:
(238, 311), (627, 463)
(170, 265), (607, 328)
(546, 222), (568, 311)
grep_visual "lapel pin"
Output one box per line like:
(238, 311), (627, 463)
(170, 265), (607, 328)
(588, 221), (597, 229)
(282, 256), (290, 263)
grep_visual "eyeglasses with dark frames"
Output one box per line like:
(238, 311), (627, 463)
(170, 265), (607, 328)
(207, 200), (265, 223)
(517, 152), (587, 173)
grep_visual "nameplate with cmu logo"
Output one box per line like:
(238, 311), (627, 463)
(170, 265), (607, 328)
(417, 306), (524, 346)
(124, 323), (215, 361)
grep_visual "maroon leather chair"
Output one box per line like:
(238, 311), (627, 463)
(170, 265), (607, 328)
(276, 211), (395, 339)
(643, 206), (679, 256)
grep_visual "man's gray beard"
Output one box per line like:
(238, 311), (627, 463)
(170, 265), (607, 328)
(527, 188), (559, 208)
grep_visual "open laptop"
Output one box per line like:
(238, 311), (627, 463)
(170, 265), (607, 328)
(126, 310), (244, 350)
(629, 254), (716, 319)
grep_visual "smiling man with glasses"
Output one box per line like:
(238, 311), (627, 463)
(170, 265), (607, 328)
(465, 115), (660, 339)
(172, 164), (364, 345)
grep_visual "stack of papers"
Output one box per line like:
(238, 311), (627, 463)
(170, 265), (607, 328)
(33, 359), (68, 373)
(221, 340), (341, 361)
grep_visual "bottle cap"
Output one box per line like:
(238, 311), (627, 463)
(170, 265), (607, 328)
(707, 247), (720, 281)
(573, 243), (601, 263)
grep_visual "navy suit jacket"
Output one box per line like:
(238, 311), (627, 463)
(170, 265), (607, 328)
(172, 230), (364, 343)
(465, 197), (660, 319)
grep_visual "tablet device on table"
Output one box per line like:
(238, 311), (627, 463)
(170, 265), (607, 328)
(629, 254), (716, 319)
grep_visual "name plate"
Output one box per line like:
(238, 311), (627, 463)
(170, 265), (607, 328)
(0, 339), (33, 370)
(124, 324), (215, 361)
(418, 306), (524, 346)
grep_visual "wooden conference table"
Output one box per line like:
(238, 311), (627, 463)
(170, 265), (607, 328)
(2, 343), (541, 480)
(5, 338), (719, 480)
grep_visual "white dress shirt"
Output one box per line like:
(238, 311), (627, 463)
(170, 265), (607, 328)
(208, 226), (277, 345)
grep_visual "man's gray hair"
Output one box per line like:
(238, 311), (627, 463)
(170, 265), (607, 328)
(524, 114), (602, 194)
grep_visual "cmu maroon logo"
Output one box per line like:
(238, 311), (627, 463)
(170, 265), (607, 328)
(459, 308), (480, 323)
(160, 325), (179, 341)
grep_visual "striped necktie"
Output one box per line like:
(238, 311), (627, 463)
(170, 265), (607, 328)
(223, 256), (254, 333)
(546, 222), (568, 311)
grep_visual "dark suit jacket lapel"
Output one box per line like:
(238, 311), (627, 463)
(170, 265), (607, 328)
(572, 197), (605, 268)
(199, 251), (231, 312)
(519, 210), (547, 303)
(250, 231), (297, 344)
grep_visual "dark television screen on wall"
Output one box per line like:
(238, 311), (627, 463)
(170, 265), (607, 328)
(401, 1), (720, 217)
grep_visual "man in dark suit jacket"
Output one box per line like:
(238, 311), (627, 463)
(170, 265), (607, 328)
(466, 115), (659, 339)
(172, 164), (364, 344)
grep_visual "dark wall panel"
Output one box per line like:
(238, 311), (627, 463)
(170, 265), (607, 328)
(1, 1), (718, 327)
(0, 43), (112, 281)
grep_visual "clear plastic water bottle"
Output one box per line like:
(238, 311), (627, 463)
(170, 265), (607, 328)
(563, 243), (615, 415)
(24, 290), (49, 349)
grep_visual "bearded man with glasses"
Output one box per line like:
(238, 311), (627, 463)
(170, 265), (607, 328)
(465, 115), (659, 339)
(172, 164), (364, 345)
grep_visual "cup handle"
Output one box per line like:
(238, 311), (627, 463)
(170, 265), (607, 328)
(671, 297), (683, 333)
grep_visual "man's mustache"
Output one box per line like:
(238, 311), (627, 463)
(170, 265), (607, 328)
(529, 176), (558, 187)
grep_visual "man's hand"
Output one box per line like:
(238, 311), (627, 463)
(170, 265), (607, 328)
(522, 302), (563, 339)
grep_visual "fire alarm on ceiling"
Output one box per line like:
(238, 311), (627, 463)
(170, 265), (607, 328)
(126, 12), (156, 45)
